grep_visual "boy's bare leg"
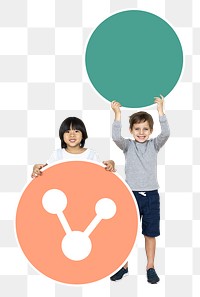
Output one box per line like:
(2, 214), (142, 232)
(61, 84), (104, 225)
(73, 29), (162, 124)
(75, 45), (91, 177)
(123, 262), (128, 269)
(144, 236), (156, 269)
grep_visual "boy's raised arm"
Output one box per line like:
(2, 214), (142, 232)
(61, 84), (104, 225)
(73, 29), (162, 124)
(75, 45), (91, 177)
(111, 100), (121, 121)
(111, 101), (129, 152)
(154, 95), (170, 150)
(154, 94), (165, 116)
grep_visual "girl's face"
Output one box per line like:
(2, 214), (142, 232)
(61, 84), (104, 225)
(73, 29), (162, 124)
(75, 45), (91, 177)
(130, 121), (152, 142)
(63, 126), (83, 148)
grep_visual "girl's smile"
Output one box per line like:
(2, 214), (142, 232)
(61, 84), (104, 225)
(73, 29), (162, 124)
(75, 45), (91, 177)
(64, 129), (83, 148)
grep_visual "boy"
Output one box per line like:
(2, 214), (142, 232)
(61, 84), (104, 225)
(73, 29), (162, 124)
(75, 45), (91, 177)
(111, 95), (170, 283)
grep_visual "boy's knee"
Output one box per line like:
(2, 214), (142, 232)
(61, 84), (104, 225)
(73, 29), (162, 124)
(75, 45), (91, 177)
(144, 235), (155, 240)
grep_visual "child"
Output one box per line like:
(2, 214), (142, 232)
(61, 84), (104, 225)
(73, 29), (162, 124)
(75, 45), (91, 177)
(32, 116), (115, 177)
(110, 95), (170, 283)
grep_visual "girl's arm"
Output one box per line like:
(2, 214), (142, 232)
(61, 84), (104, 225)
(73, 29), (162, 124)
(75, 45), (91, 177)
(103, 160), (116, 172)
(91, 149), (116, 172)
(31, 163), (47, 178)
(31, 150), (58, 178)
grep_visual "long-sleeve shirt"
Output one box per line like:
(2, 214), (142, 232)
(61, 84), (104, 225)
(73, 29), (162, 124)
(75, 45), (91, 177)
(112, 115), (170, 191)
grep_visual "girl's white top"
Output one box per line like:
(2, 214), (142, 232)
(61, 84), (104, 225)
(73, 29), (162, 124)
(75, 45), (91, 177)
(46, 148), (99, 164)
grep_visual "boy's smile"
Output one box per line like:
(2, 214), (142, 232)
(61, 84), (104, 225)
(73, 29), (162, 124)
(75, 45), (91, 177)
(130, 121), (152, 143)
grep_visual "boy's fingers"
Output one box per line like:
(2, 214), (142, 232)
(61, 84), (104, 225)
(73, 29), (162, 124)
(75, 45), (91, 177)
(111, 101), (117, 106)
(154, 95), (164, 101)
(154, 97), (163, 103)
(111, 100), (121, 106)
(160, 94), (164, 100)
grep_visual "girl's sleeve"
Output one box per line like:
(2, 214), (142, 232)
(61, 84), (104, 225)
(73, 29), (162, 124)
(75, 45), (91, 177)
(154, 115), (170, 151)
(46, 150), (57, 164)
(92, 150), (100, 162)
(112, 120), (129, 152)
(86, 149), (100, 162)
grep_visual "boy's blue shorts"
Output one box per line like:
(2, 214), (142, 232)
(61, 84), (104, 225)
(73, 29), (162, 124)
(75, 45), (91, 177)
(133, 190), (160, 237)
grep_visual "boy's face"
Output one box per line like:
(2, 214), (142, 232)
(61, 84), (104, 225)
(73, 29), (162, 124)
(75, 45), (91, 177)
(130, 121), (152, 143)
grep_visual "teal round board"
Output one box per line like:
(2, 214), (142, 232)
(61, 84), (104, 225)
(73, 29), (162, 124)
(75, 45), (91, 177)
(85, 10), (183, 108)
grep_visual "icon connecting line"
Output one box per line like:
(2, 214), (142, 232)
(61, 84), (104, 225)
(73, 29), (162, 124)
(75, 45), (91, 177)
(42, 189), (116, 261)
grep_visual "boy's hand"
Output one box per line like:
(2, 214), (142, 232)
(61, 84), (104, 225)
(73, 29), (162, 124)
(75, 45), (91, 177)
(111, 101), (121, 121)
(111, 100), (121, 113)
(103, 160), (116, 172)
(154, 94), (164, 116)
(31, 164), (46, 178)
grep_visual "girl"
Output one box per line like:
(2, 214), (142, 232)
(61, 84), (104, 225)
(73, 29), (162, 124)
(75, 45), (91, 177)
(31, 117), (115, 177)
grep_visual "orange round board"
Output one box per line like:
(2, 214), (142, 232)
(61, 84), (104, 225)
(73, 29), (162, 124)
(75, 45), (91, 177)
(16, 161), (138, 284)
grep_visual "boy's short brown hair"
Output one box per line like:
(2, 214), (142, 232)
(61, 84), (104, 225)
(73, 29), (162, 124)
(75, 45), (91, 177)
(129, 111), (154, 131)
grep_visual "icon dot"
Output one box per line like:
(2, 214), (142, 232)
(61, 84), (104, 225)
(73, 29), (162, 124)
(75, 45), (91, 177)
(62, 231), (92, 261)
(42, 189), (67, 214)
(95, 198), (116, 219)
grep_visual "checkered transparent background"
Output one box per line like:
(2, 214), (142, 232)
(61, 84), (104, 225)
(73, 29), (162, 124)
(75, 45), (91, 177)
(0, 0), (200, 296)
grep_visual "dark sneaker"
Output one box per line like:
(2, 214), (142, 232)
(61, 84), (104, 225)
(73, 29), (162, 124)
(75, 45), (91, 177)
(147, 268), (160, 284)
(110, 267), (128, 281)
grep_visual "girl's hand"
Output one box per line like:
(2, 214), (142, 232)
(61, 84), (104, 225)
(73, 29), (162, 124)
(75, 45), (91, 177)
(154, 94), (164, 116)
(103, 160), (116, 172)
(31, 164), (46, 178)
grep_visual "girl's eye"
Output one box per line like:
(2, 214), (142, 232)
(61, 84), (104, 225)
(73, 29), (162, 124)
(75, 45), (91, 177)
(75, 130), (80, 133)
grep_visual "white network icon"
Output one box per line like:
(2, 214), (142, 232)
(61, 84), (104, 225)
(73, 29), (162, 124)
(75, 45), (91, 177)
(42, 189), (117, 261)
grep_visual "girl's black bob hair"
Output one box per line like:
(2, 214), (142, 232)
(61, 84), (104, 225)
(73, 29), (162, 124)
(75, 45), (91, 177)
(59, 117), (88, 148)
